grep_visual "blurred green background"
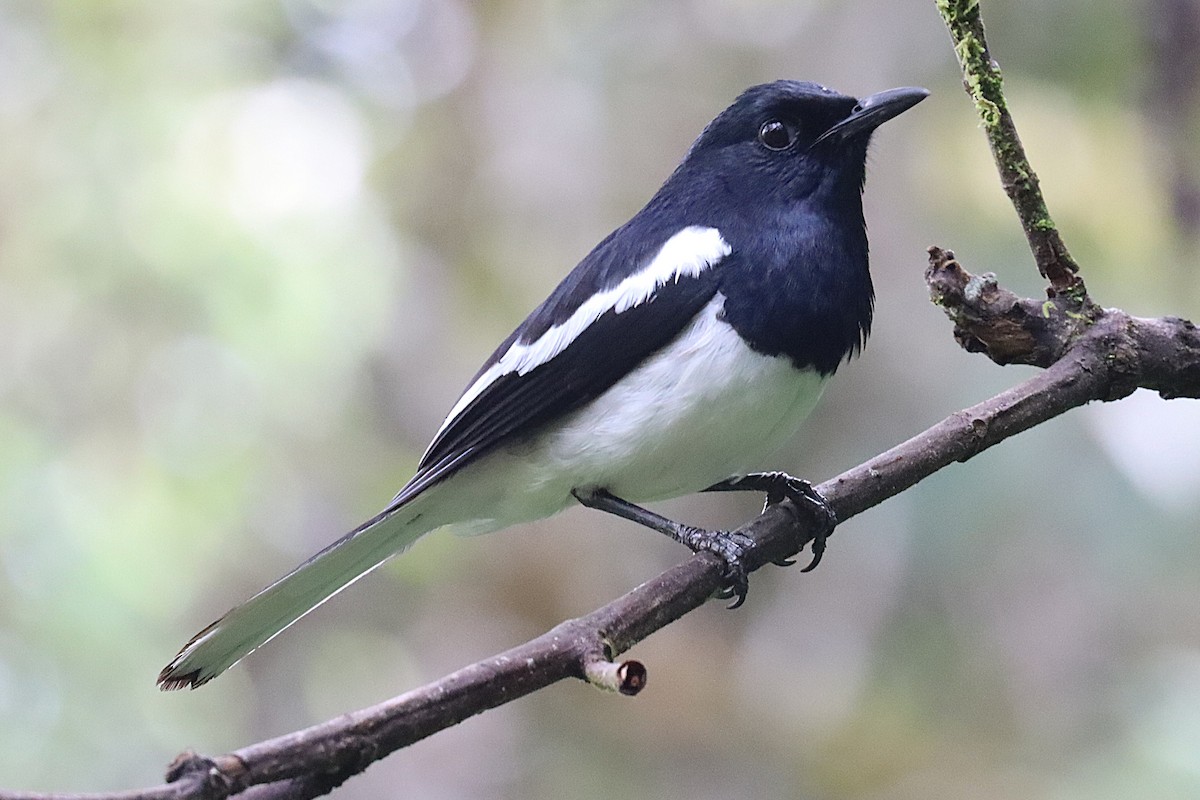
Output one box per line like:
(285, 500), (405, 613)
(2, 0), (1200, 797)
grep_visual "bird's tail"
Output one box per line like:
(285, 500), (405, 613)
(157, 497), (435, 690)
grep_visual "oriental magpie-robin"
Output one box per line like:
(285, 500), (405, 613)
(159, 81), (927, 690)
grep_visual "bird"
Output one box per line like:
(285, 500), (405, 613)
(158, 80), (928, 690)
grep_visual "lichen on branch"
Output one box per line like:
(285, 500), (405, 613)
(937, 0), (1085, 296)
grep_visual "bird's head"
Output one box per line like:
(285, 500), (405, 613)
(679, 81), (928, 202)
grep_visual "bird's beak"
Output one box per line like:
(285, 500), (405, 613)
(814, 86), (929, 145)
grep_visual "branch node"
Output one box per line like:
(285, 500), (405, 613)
(165, 750), (237, 797)
(925, 246), (1092, 367)
(583, 656), (648, 696)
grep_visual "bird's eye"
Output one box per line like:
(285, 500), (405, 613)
(758, 120), (794, 151)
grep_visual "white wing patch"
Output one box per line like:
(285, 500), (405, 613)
(432, 225), (731, 440)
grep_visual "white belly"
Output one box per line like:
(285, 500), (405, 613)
(445, 293), (827, 533)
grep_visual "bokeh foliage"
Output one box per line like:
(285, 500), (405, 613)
(1, 0), (1199, 797)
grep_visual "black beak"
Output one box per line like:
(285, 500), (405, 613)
(814, 86), (929, 146)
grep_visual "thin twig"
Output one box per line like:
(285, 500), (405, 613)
(937, 0), (1086, 296)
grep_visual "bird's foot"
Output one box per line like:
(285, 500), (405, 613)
(676, 525), (757, 609)
(570, 487), (762, 607)
(756, 472), (836, 572)
(706, 472), (837, 571)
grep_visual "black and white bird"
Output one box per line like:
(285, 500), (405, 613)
(158, 80), (927, 690)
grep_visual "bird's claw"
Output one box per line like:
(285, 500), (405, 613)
(685, 528), (755, 609)
(754, 473), (837, 572)
(800, 530), (827, 572)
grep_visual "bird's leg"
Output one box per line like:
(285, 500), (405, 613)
(572, 487), (755, 608)
(702, 472), (836, 571)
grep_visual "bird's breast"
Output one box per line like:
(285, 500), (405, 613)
(538, 292), (827, 502)
(717, 210), (872, 374)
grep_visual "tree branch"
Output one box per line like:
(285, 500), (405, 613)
(936, 0), (1085, 296)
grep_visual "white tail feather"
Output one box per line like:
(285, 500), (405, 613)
(158, 501), (432, 690)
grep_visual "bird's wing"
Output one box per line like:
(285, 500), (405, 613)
(393, 224), (733, 506)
